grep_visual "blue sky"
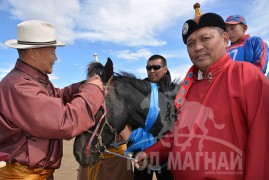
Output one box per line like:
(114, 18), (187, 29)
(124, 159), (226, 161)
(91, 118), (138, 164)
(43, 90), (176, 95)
(1, 0), (269, 87)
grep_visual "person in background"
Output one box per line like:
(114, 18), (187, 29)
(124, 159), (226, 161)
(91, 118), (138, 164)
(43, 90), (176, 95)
(145, 55), (170, 83)
(134, 5), (269, 180)
(225, 14), (268, 74)
(0, 20), (107, 179)
(129, 54), (173, 180)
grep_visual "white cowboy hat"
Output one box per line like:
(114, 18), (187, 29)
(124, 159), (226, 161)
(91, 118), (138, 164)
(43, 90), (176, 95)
(5, 20), (65, 49)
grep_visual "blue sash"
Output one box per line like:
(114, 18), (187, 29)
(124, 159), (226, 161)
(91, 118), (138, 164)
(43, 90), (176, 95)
(125, 83), (158, 153)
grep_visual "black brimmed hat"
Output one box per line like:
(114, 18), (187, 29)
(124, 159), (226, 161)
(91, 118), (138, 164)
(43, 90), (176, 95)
(182, 4), (226, 44)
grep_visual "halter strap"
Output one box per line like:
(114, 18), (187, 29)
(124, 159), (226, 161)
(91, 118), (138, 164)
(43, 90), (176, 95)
(85, 104), (107, 157)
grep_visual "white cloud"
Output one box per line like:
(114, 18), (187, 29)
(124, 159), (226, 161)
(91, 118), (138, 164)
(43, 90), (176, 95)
(75, 0), (196, 46)
(5, 0), (201, 47)
(7, 0), (81, 44)
(5, 0), (269, 48)
(0, 67), (12, 80)
(113, 48), (152, 61)
(263, 38), (269, 46)
(48, 73), (59, 80)
(244, 0), (269, 36)
(0, 43), (8, 50)
(170, 64), (192, 81)
(137, 66), (147, 76)
(0, 0), (9, 11)
(113, 48), (186, 62)
(0, 68), (11, 73)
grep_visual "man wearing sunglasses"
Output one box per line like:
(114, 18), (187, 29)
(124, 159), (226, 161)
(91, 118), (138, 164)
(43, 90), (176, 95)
(146, 55), (169, 83)
(133, 54), (173, 180)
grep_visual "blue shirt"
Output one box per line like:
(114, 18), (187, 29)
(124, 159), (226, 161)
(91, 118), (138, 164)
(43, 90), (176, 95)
(226, 34), (268, 74)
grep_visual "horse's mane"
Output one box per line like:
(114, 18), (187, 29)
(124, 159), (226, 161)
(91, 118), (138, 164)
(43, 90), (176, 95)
(87, 60), (181, 95)
(113, 71), (150, 95)
(76, 59), (182, 166)
(112, 71), (181, 98)
(87, 59), (113, 84)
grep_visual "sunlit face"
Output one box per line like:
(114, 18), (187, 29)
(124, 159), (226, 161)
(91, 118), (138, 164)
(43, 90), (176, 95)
(33, 47), (57, 74)
(186, 27), (228, 72)
(146, 59), (168, 83)
(226, 24), (246, 43)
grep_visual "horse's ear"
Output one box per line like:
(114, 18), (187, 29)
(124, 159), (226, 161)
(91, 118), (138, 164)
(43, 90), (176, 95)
(102, 57), (114, 84)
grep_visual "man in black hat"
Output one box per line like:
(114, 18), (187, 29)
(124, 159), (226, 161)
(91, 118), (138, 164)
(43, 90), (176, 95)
(134, 11), (269, 180)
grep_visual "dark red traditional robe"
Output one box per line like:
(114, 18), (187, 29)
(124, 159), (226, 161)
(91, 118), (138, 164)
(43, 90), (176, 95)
(145, 53), (269, 180)
(0, 59), (104, 169)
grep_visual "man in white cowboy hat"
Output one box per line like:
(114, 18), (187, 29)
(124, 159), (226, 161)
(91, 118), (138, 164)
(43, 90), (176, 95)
(0, 20), (106, 179)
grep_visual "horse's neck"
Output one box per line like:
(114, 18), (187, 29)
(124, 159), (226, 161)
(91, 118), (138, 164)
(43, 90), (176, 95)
(106, 80), (150, 131)
(108, 77), (180, 136)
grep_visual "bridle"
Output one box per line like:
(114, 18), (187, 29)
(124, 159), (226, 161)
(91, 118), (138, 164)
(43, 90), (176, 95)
(85, 75), (118, 157)
(84, 107), (135, 161)
(82, 75), (180, 165)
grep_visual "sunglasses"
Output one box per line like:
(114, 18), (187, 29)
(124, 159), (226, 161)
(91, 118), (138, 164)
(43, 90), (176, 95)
(146, 65), (165, 71)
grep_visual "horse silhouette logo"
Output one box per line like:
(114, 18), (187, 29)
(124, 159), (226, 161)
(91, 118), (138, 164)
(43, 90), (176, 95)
(176, 101), (225, 151)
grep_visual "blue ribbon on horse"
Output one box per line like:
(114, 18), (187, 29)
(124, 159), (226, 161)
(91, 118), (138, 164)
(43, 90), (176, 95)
(125, 83), (159, 154)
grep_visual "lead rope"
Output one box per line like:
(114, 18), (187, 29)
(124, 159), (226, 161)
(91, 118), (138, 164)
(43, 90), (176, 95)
(85, 104), (107, 157)
(85, 74), (113, 157)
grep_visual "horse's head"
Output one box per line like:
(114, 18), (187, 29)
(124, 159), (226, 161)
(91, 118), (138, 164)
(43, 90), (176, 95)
(87, 57), (113, 84)
(73, 58), (117, 166)
(73, 58), (181, 166)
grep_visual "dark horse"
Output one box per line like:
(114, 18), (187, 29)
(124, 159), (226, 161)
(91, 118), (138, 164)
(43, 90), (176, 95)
(73, 58), (180, 166)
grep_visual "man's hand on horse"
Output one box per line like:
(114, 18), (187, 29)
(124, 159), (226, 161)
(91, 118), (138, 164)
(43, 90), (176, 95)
(81, 75), (107, 95)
